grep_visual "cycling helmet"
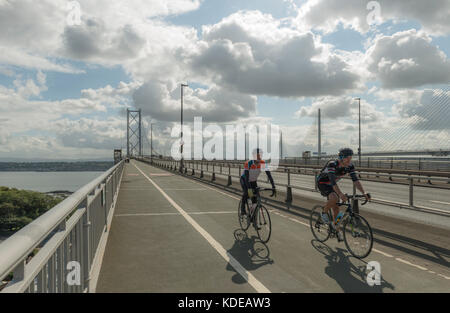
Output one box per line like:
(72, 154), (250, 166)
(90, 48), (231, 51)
(338, 148), (354, 159)
(252, 148), (263, 156)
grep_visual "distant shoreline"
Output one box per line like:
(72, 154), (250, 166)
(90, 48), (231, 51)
(0, 161), (113, 172)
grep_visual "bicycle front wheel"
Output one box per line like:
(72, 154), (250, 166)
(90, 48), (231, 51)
(255, 205), (272, 243)
(309, 205), (331, 242)
(343, 213), (373, 259)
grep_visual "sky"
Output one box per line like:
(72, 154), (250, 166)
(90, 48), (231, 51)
(0, 0), (449, 160)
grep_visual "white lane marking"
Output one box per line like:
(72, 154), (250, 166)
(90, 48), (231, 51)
(395, 258), (428, 271)
(149, 173), (174, 177)
(289, 218), (310, 227)
(438, 274), (450, 280)
(189, 179), (242, 201)
(430, 200), (450, 205)
(133, 163), (270, 293)
(116, 211), (235, 217)
(372, 248), (393, 258)
(164, 188), (208, 191)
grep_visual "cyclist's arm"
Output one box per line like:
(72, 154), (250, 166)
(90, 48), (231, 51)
(348, 165), (365, 193)
(353, 180), (366, 194)
(265, 171), (275, 189)
(244, 169), (251, 189)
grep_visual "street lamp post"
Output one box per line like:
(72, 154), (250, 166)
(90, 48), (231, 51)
(355, 97), (361, 166)
(150, 123), (153, 164)
(180, 83), (188, 172)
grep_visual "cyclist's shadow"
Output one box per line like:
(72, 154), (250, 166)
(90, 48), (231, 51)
(226, 229), (274, 285)
(311, 240), (395, 293)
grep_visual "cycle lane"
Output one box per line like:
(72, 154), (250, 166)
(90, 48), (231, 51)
(95, 160), (255, 293)
(136, 161), (450, 292)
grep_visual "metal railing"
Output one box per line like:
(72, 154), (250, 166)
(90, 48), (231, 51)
(0, 161), (124, 293)
(141, 155), (450, 172)
(141, 158), (450, 218)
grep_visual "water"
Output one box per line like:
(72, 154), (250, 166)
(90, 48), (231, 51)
(0, 172), (105, 193)
(0, 172), (105, 244)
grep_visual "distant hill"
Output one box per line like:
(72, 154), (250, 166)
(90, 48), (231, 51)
(0, 157), (113, 162)
(0, 161), (114, 172)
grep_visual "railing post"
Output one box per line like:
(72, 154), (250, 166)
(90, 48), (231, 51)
(81, 197), (91, 292)
(286, 168), (292, 204)
(212, 163), (216, 181)
(227, 165), (232, 186)
(314, 170), (318, 192)
(409, 177), (414, 207)
(11, 260), (26, 284)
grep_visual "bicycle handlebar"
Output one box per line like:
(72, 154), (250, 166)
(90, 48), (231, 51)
(343, 193), (371, 205)
(254, 187), (277, 197)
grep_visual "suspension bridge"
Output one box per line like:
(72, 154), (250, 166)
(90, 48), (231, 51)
(1, 92), (449, 293)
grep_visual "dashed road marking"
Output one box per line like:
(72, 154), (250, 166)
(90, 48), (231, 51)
(116, 211), (235, 217)
(395, 258), (428, 271)
(372, 248), (393, 258)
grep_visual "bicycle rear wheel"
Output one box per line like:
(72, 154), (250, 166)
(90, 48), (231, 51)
(343, 213), (373, 259)
(255, 205), (271, 243)
(238, 200), (251, 231)
(309, 205), (331, 242)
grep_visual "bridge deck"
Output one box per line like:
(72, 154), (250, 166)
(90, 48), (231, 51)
(96, 160), (450, 293)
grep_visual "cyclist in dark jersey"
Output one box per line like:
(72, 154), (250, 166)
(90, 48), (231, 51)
(317, 148), (370, 240)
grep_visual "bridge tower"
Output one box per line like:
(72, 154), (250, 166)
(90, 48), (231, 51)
(127, 109), (142, 157)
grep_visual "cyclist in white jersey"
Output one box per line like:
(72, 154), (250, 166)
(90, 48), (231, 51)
(240, 148), (276, 215)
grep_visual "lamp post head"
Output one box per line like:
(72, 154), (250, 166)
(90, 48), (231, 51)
(181, 83), (189, 87)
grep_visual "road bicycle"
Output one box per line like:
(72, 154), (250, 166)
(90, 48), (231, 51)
(310, 194), (373, 259)
(238, 187), (275, 243)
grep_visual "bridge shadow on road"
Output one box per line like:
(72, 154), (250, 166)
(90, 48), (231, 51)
(311, 240), (395, 293)
(225, 229), (274, 285)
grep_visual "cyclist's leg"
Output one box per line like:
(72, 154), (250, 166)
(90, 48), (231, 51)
(326, 192), (339, 220)
(240, 176), (248, 214)
(318, 184), (335, 214)
(250, 182), (257, 205)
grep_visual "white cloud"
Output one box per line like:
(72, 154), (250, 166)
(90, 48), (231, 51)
(133, 81), (257, 122)
(365, 30), (450, 88)
(295, 0), (450, 36)
(189, 11), (362, 98)
(296, 95), (384, 123)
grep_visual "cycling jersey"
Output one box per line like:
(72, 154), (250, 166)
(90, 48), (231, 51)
(241, 160), (275, 189)
(317, 160), (359, 186)
(242, 160), (268, 182)
(240, 159), (275, 212)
